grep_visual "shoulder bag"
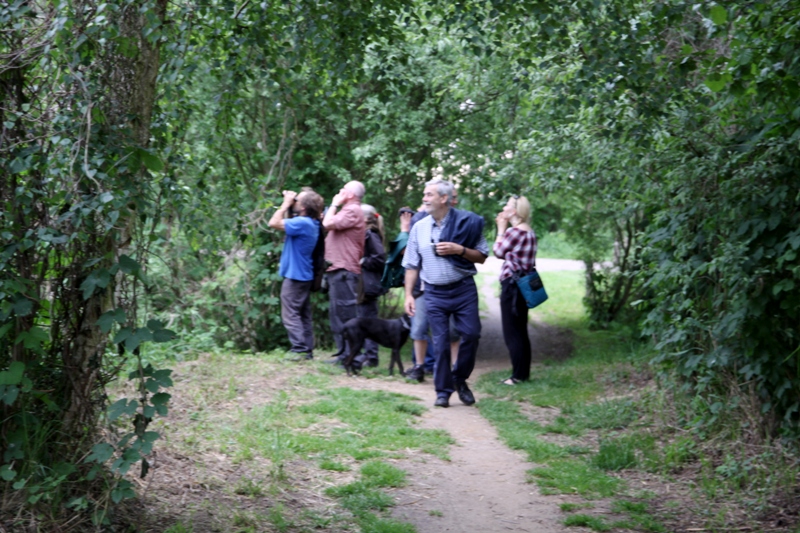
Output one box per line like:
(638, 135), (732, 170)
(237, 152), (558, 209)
(514, 268), (548, 309)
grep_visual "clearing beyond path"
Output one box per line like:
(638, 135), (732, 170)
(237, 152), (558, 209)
(330, 257), (584, 532)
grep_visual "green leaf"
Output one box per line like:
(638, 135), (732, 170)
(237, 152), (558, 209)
(709, 5), (727, 25)
(111, 479), (136, 502)
(773, 279), (795, 295)
(84, 443), (115, 464)
(119, 254), (140, 275)
(12, 298), (33, 317)
(0, 362), (25, 386)
(96, 308), (126, 333)
(139, 150), (164, 172)
(0, 323), (12, 340)
(0, 385), (20, 406)
(0, 464), (17, 481)
(151, 392), (171, 405)
(151, 369), (173, 388)
(15, 327), (49, 352)
(152, 328), (176, 343)
(146, 319), (164, 330)
(113, 326), (132, 344)
(80, 269), (111, 299)
(125, 327), (153, 351)
(107, 398), (138, 422)
(704, 73), (729, 92)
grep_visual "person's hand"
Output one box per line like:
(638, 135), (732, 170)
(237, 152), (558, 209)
(331, 192), (346, 207)
(282, 190), (297, 208)
(404, 295), (416, 317)
(434, 242), (464, 256)
(400, 212), (412, 232)
(495, 212), (509, 231)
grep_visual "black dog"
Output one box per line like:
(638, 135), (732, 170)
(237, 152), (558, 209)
(341, 315), (411, 376)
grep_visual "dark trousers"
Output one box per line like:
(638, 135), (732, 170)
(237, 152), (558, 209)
(426, 277), (481, 396)
(281, 278), (314, 355)
(327, 269), (359, 354)
(356, 297), (379, 361)
(500, 278), (531, 381)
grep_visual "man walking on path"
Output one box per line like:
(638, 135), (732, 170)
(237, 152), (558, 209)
(402, 179), (488, 407)
(323, 180), (367, 359)
(268, 188), (324, 360)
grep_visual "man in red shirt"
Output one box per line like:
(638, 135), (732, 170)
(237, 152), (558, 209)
(322, 181), (367, 360)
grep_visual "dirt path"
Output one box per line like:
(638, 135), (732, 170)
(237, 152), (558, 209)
(332, 258), (581, 532)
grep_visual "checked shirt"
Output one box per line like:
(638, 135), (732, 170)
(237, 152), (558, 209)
(493, 226), (537, 281)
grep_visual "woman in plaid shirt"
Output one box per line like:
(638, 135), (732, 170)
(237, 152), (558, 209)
(493, 195), (537, 385)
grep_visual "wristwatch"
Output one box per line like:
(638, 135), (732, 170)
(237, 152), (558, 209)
(460, 246), (467, 257)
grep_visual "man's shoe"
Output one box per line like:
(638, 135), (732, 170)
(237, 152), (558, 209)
(434, 395), (449, 408)
(325, 356), (345, 366)
(404, 365), (425, 383)
(456, 381), (476, 406)
(354, 354), (378, 369)
(288, 352), (313, 362)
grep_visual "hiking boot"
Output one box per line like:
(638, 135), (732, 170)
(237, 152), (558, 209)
(404, 364), (425, 383)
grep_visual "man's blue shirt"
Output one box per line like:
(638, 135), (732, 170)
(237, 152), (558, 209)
(280, 217), (319, 281)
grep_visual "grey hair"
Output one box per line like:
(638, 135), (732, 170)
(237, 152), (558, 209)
(424, 178), (455, 205)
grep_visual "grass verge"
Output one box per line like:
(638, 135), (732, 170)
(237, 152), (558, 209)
(127, 349), (451, 532)
(475, 269), (799, 532)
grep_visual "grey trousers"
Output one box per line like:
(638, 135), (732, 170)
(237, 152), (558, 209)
(281, 278), (314, 356)
(327, 269), (360, 354)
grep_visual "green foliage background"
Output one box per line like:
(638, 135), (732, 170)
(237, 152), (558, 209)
(1, 0), (799, 525)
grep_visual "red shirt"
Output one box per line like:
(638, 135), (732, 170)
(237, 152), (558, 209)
(324, 202), (366, 274)
(493, 226), (537, 281)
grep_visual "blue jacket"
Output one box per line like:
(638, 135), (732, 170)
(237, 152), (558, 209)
(439, 208), (486, 270)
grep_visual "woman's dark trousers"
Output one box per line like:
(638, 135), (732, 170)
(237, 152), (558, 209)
(500, 278), (531, 381)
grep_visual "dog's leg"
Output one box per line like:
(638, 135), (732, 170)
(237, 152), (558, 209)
(391, 348), (404, 377)
(342, 333), (365, 376)
(342, 331), (357, 376)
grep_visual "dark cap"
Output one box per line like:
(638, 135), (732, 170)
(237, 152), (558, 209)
(398, 206), (415, 217)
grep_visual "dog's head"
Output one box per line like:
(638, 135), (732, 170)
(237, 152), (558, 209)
(399, 314), (411, 331)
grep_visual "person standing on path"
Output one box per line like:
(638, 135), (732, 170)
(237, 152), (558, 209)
(493, 194), (537, 384)
(323, 181), (367, 360)
(405, 197), (462, 382)
(268, 188), (325, 361)
(352, 204), (387, 369)
(402, 179), (488, 407)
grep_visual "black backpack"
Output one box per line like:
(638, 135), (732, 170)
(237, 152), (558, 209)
(310, 223), (327, 292)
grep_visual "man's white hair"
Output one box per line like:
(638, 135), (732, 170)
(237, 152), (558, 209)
(344, 180), (365, 199)
(424, 178), (455, 205)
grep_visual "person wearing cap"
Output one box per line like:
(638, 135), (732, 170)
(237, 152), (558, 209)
(402, 179), (488, 408)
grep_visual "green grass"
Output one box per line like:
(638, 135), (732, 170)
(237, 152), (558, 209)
(536, 231), (580, 260)
(563, 513), (611, 531)
(530, 270), (585, 328)
(560, 502), (595, 512)
(474, 267), (672, 528)
(529, 459), (622, 498)
(231, 388), (452, 465)
(142, 348), (450, 533)
(325, 461), (416, 532)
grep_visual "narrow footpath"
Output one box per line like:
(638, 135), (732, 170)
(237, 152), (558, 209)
(334, 257), (582, 532)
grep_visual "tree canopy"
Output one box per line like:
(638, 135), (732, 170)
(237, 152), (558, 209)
(1, 0), (799, 525)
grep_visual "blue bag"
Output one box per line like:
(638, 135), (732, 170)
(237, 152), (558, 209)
(515, 269), (548, 309)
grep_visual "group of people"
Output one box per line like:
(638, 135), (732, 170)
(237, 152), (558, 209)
(269, 178), (538, 408)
